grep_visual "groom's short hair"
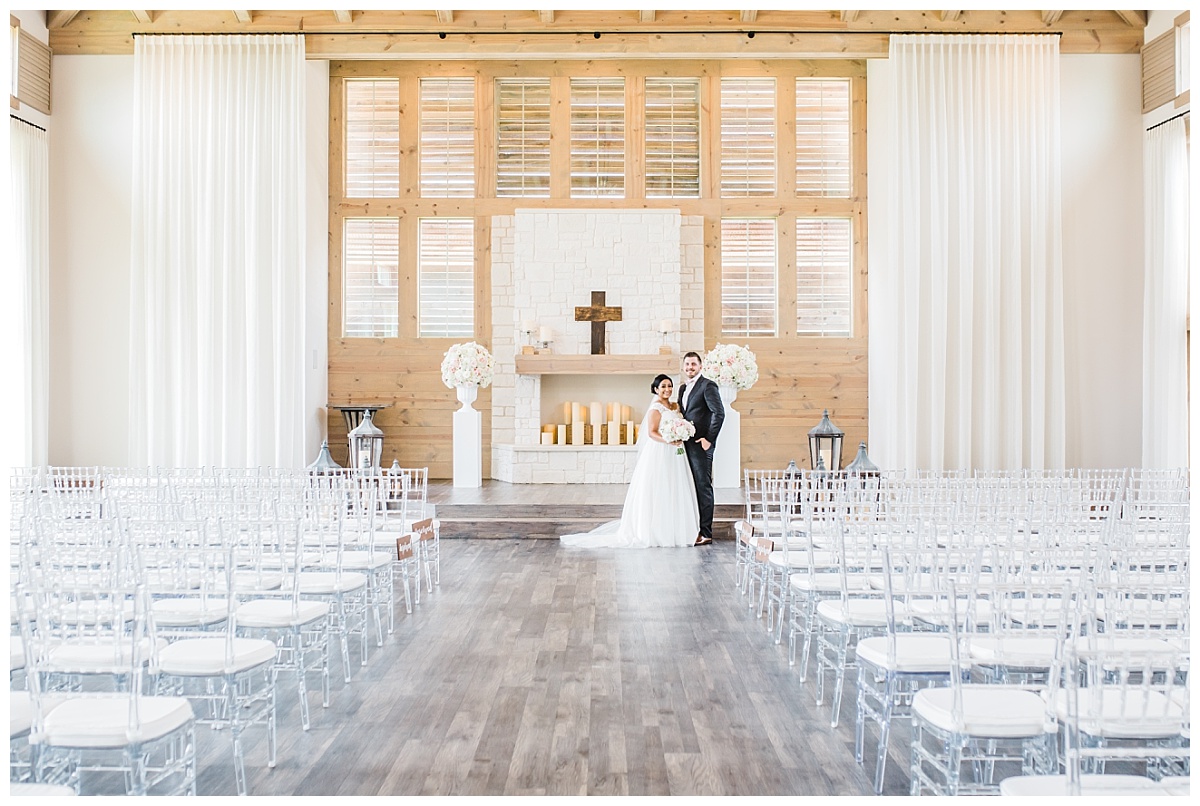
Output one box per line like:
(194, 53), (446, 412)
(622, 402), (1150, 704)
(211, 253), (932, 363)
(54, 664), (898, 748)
(683, 351), (702, 362)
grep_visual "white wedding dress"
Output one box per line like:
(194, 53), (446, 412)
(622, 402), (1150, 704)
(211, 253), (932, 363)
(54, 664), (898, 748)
(560, 400), (700, 548)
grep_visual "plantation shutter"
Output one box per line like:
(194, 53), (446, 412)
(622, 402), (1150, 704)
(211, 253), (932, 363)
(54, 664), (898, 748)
(420, 77), (476, 197)
(644, 77), (701, 198)
(570, 77), (626, 197)
(796, 218), (852, 336)
(721, 219), (777, 337)
(795, 79), (851, 197)
(418, 218), (475, 338)
(343, 219), (399, 338)
(495, 78), (551, 197)
(720, 77), (776, 197)
(345, 79), (400, 198)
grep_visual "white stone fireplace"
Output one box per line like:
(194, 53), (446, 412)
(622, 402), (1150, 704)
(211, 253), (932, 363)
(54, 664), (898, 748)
(491, 209), (704, 483)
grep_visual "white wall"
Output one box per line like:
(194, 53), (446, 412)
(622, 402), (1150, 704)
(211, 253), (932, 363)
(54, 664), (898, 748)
(48, 54), (331, 467)
(868, 53), (1145, 469)
(1059, 55), (1145, 468)
(49, 56), (134, 466)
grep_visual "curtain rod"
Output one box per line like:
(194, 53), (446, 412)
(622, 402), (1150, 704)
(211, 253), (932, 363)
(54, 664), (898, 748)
(130, 30), (1063, 38)
(10, 114), (46, 133)
(1146, 109), (1190, 133)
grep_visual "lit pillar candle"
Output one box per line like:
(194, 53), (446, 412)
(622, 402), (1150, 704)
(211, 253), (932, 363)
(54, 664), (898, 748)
(540, 432), (553, 446)
(572, 402), (583, 424)
(571, 422), (583, 445)
(556, 424), (566, 445)
(607, 421), (619, 445)
(590, 402), (603, 431)
(625, 420), (635, 444)
(622, 405), (632, 422)
(610, 402), (620, 424)
(564, 402), (573, 424)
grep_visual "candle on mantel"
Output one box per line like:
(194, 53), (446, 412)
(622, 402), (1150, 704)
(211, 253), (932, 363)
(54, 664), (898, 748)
(572, 402), (583, 425)
(621, 405), (632, 422)
(564, 402), (573, 423)
(571, 421), (583, 446)
(556, 424), (566, 445)
(611, 402), (621, 423)
(540, 432), (553, 446)
(607, 420), (619, 446)
(590, 402), (603, 432)
(625, 420), (635, 444)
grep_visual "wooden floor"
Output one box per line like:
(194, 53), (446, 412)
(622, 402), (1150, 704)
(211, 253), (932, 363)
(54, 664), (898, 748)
(195, 539), (887, 796)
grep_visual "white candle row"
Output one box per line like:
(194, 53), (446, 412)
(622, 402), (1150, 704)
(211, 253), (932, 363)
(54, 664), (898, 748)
(562, 401), (633, 424)
(539, 422), (638, 445)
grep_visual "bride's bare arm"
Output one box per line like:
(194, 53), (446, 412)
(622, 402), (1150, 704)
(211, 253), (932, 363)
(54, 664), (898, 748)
(647, 408), (669, 444)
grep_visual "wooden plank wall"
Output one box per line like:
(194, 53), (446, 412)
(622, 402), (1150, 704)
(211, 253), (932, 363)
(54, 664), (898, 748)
(328, 59), (867, 478)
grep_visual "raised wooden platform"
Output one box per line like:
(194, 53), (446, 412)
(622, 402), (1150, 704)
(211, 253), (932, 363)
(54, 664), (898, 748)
(428, 480), (743, 540)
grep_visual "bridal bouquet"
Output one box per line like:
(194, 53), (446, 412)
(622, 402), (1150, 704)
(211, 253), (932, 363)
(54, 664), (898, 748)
(702, 343), (759, 390)
(659, 417), (695, 455)
(440, 342), (495, 389)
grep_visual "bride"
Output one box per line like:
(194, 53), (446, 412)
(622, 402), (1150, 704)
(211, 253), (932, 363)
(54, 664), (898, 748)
(560, 374), (700, 548)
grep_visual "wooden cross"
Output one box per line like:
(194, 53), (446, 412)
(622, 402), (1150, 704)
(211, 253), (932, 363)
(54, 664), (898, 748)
(574, 291), (623, 355)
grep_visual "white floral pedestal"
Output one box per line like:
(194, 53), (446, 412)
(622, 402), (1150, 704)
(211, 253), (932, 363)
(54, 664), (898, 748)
(712, 384), (742, 488)
(453, 384), (482, 488)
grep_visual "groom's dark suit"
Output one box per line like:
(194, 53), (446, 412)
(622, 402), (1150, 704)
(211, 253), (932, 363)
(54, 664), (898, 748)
(678, 374), (725, 542)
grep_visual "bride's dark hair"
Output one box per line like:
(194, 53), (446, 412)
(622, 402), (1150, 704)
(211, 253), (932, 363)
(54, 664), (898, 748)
(651, 373), (672, 393)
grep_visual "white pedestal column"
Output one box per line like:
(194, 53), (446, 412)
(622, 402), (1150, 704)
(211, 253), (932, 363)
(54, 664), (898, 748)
(712, 384), (742, 488)
(453, 384), (482, 488)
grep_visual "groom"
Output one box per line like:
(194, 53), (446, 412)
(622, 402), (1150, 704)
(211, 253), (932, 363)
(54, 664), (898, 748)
(678, 351), (724, 546)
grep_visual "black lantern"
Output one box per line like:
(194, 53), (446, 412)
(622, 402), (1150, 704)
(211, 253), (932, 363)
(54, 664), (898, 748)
(845, 441), (880, 477)
(807, 409), (844, 472)
(348, 410), (384, 471)
(306, 439), (342, 474)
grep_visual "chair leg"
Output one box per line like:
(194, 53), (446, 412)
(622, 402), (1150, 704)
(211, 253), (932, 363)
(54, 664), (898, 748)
(830, 633), (850, 727)
(874, 689), (894, 795)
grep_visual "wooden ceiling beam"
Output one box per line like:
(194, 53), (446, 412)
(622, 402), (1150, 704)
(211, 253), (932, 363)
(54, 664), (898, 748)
(940, 11), (962, 23)
(1041, 11), (1064, 26)
(1114, 11), (1146, 27)
(333, 11), (354, 25)
(131, 11), (153, 24)
(840, 11), (860, 24)
(740, 11), (758, 24)
(435, 11), (453, 25)
(232, 11), (252, 25)
(46, 10), (80, 29)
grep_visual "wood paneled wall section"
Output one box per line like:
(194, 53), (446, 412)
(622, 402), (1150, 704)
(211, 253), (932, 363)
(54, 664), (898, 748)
(329, 59), (867, 478)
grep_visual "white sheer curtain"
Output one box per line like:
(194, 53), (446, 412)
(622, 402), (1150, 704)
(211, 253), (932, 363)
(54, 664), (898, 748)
(871, 35), (1066, 471)
(1142, 117), (1189, 469)
(130, 35), (306, 467)
(9, 119), (50, 467)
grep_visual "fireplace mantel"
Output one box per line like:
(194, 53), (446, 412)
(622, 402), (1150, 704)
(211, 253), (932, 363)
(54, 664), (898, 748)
(514, 354), (678, 375)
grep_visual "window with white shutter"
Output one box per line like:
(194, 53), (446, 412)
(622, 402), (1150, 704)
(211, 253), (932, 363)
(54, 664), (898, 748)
(420, 77), (475, 198)
(720, 77), (776, 197)
(343, 218), (399, 338)
(418, 218), (475, 338)
(721, 218), (777, 337)
(795, 79), (851, 197)
(344, 79), (400, 198)
(496, 78), (551, 197)
(796, 218), (852, 336)
(570, 77), (625, 197)
(644, 77), (701, 198)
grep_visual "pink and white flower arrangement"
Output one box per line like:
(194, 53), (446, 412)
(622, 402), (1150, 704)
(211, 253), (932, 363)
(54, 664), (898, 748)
(440, 342), (495, 389)
(702, 343), (759, 390)
(659, 416), (696, 455)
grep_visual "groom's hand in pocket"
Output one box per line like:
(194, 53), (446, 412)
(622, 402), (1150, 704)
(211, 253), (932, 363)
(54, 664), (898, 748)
(698, 437), (711, 450)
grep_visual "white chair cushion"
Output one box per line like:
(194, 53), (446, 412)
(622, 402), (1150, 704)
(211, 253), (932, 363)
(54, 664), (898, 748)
(236, 598), (328, 628)
(816, 598), (891, 628)
(789, 572), (871, 594)
(298, 571), (368, 594)
(11, 636), (24, 671)
(45, 638), (167, 674)
(907, 597), (995, 626)
(216, 571), (283, 593)
(857, 635), (955, 673)
(767, 550), (837, 569)
(307, 551), (391, 571)
(10, 782), (78, 796)
(151, 597), (229, 627)
(913, 686), (1050, 738)
(999, 774), (1164, 796)
(42, 695), (193, 749)
(1053, 687), (1186, 739)
(157, 637), (277, 676)
(968, 636), (1059, 667)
